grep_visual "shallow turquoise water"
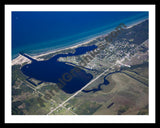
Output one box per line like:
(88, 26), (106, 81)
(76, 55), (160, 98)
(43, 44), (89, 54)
(12, 11), (148, 59)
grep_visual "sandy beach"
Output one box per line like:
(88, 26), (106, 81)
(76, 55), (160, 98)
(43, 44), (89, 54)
(126, 18), (148, 29)
(12, 19), (147, 66)
(11, 35), (101, 66)
(12, 54), (32, 66)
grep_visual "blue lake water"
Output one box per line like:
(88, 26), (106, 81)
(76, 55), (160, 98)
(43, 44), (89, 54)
(82, 71), (120, 93)
(21, 45), (97, 94)
(14, 11), (149, 94)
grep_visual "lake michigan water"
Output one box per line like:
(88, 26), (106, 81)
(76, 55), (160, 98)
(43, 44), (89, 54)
(14, 12), (148, 94)
(12, 11), (148, 59)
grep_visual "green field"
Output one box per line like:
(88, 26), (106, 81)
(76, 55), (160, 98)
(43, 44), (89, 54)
(63, 64), (148, 115)
(12, 65), (72, 115)
(12, 62), (148, 115)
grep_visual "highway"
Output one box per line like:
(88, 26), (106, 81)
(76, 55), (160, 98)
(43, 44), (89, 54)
(47, 66), (113, 115)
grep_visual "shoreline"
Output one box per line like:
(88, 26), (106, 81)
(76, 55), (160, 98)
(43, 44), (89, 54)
(12, 18), (148, 66)
(126, 18), (148, 29)
(11, 36), (99, 66)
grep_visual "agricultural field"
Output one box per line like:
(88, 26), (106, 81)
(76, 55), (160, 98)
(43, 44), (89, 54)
(62, 64), (148, 115)
(12, 65), (72, 115)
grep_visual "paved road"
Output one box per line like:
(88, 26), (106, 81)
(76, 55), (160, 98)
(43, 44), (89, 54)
(47, 68), (111, 115)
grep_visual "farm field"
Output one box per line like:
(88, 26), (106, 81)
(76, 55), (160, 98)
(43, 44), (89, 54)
(62, 64), (148, 115)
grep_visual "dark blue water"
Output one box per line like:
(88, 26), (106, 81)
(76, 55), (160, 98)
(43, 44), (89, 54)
(82, 74), (110, 93)
(16, 11), (149, 94)
(82, 71), (121, 93)
(12, 11), (148, 59)
(82, 67), (149, 93)
(21, 45), (97, 94)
